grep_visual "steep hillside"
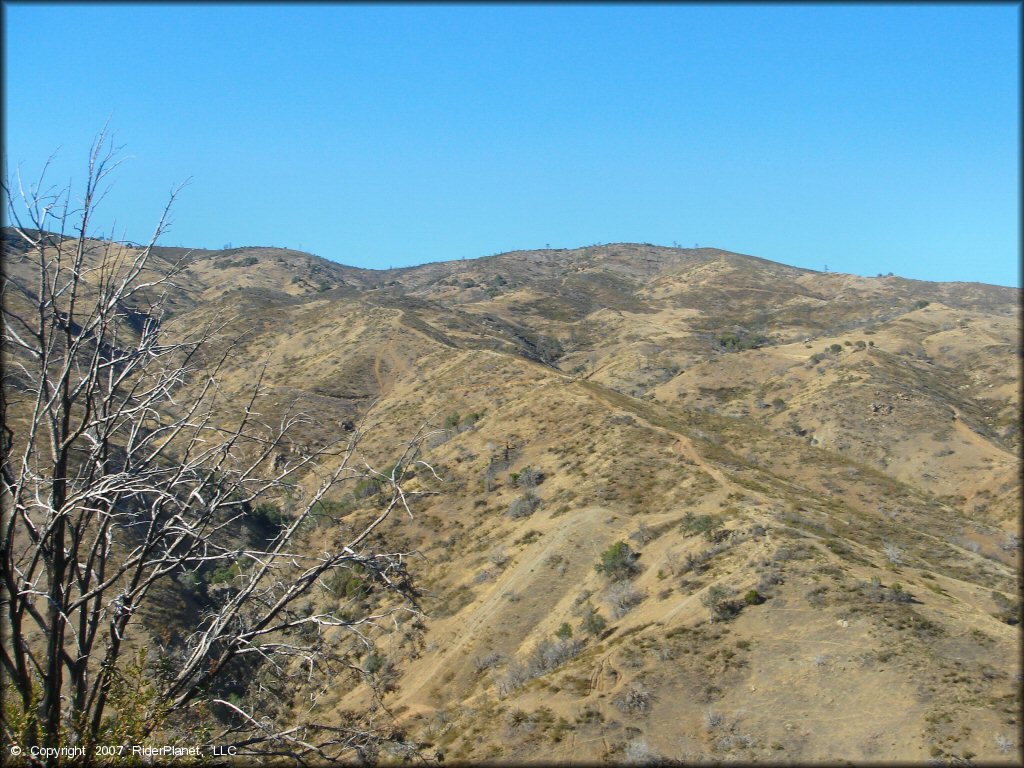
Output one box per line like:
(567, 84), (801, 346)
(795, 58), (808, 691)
(3, 229), (1019, 763)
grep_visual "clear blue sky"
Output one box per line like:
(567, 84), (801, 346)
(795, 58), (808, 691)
(3, 3), (1019, 286)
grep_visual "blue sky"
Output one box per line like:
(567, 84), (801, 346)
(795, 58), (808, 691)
(3, 3), (1019, 286)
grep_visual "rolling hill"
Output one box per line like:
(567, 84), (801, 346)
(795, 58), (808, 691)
(3, 231), (1019, 763)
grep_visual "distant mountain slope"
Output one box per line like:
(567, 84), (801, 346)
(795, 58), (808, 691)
(3, 228), (1019, 763)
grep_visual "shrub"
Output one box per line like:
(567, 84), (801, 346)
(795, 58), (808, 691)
(507, 492), (541, 519)
(517, 466), (543, 489)
(630, 521), (654, 545)
(495, 661), (529, 697)
(473, 651), (504, 673)
(991, 591), (1020, 625)
(353, 477), (381, 500)
(701, 585), (739, 621)
(579, 604), (607, 636)
(489, 547), (510, 567)
(249, 502), (286, 529)
(864, 577), (913, 604)
(443, 412), (461, 431)
(178, 569), (202, 592)
(606, 581), (646, 619)
(596, 541), (640, 581)
(623, 739), (654, 763)
(208, 562), (241, 585)
(715, 332), (769, 352)
(744, 589), (765, 605)
(681, 512), (724, 540)
(462, 411), (484, 427)
(323, 565), (371, 600)
(310, 497), (353, 523)
(829, 344), (843, 354)
(526, 638), (583, 677)
(613, 682), (652, 715)
(363, 651), (386, 675)
(882, 542), (904, 566)
(555, 622), (573, 640)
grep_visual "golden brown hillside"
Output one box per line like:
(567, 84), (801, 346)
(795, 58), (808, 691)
(3, 229), (1020, 764)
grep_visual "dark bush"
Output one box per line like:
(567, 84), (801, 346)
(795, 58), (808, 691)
(249, 502), (287, 529)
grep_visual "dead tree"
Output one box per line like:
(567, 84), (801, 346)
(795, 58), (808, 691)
(1, 132), (435, 763)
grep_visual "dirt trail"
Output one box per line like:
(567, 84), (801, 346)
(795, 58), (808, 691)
(395, 506), (611, 710)
(949, 407), (1012, 458)
(671, 436), (731, 489)
(576, 378), (740, 493)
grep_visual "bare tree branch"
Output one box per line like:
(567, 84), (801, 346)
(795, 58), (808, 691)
(2, 134), (428, 764)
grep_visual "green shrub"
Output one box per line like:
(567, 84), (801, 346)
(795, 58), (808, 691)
(208, 562), (241, 585)
(353, 477), (382, 500)
(744, 589), (765, 605)
(715, 332), (769, 352)
(580, 605), (607, 636)
(555, 622), (573, 640)
(310, 497), (353, 523)
(595, 541), (640, 581)
(363, 651), (386, 675)
(681, 512), (724, 540)
(324, 565), (371, 600)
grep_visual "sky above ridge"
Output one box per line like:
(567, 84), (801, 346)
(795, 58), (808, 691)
(3, 3), (1019, 286)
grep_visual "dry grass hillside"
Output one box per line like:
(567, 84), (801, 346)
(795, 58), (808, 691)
(3, 230), (1019, 764)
